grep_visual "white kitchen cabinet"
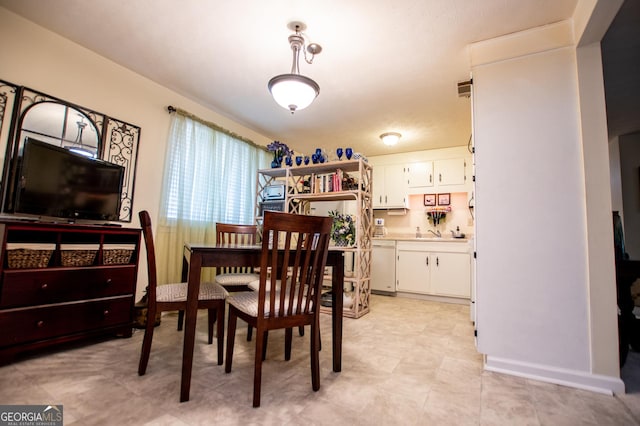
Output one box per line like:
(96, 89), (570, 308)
(396, 240), (471, 298)
(372, 164), (408, 209)
(434, 158), (466, 186)
(429, 251), (471, 298)
(405, 157), (468, 194)
(396, 246), (430, 293)
(406, 161), (434, 188)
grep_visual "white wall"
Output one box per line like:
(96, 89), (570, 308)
(575, 40), (620, 379)
(471, 18), (623, 393)
(0, 7), (272, 299)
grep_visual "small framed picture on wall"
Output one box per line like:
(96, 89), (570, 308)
(424, 194), (436, 206)
(437, 193), (451, 206)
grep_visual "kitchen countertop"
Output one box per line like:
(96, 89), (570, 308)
(373, 234), (472, 242)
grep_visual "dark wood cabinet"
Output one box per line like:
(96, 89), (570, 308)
(0, 220), (141, 364)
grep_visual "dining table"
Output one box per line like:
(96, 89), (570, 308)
(179, 242), (345, 402)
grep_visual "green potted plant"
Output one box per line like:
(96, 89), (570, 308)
(328, 210), (356, 247)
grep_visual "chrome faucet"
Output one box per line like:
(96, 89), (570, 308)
(427, 229), (441, 238)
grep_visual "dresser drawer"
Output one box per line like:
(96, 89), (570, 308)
(1, 266), (136, 308)
(0, 296), (133, 346)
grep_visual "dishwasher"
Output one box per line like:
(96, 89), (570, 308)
(371, 239), (396, 295)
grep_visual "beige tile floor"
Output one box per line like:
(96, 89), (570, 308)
(1, 295), (639, 425)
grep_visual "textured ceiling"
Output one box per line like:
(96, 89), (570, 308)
(0, 0), (583, 157)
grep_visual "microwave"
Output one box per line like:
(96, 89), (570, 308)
(263, 184), (285, 200)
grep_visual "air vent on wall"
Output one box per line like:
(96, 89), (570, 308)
(457, 79), (472, 98)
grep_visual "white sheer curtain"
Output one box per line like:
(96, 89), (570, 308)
(155, 112), (270, 284)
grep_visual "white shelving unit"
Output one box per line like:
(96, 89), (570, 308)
(255, 159), (373, 318)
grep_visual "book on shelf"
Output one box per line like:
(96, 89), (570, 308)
(309, 169), (345, 193)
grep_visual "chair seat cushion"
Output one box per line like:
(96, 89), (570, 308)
(157, 281), (227, 303)
(247, 278), (283, 292)
(227, 287), (311, 317)
(215, 273), (260, 286)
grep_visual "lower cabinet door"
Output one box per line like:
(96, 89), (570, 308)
(396, 249), (430, 293)
(430, 252), (471, 298)
(0, 296), (132, 346)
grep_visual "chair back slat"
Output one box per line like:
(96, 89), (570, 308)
(257, 211), (331, 322)
(216, 223), (258, 274)
(139, 210), (158, 303)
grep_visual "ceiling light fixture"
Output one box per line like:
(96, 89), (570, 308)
(66, 116), (94, 157)
(380, 132), (401, 146)
(268, 22), (322, 114)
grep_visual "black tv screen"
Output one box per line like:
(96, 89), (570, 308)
(14, 138), (124, 222)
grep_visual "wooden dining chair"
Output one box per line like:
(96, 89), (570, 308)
(214, 223), (260, 291)
(137, 210), (228, 376)
(216, 222), (261, 341)
(178, 222), (259, 338)
(224, 211), (332, 407)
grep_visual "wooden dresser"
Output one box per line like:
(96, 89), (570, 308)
(0, 220), (141, 364)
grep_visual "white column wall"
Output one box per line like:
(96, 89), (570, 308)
(575, 42), (620, 378)
(474, 46), (589, 370)
(471, 19), (624, 393)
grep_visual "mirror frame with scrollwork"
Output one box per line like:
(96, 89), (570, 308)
(0, 80), (140, 222)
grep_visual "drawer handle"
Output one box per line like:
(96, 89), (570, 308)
(105, 278), (113, 285)
(41, 283), (48, 290)
(103, 310), (110, 317)
(37, 320), (44, 328)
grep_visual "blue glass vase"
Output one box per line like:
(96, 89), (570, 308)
(271, 154), (282, 168)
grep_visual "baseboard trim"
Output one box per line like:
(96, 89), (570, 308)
(396, 292), (469, 305)
(485, 356), (626, 395)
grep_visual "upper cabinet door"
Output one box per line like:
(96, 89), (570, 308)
(406, 161), (434, 188)
(384, 164), (408, 208)
(372, 164), (408, 209)
(372, 166), (386, 208)
(435, 158), (466, 186)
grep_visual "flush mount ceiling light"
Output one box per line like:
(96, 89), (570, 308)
(380, 132), (402, 146)
(268, 22), (322, 114)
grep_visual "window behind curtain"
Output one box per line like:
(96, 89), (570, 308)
(155, 113), (270, 283)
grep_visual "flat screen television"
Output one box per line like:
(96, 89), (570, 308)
(13, 137), (124, 222)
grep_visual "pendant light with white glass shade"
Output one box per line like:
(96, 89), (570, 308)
(268, 22), (322, 114)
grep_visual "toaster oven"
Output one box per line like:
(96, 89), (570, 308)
(263, 184), (285, 200)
